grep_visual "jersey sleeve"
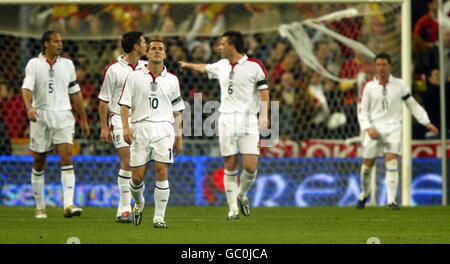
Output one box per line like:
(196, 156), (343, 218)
(21, 60), (35, 92)
(401, 80), (431, 126)
(255, 61), (268, 91)
(98, 66), (115, 103)
(171, 77), (185, 112)
(205, 60), (221, 80)
(358, 83), (373, 131)
(68, 60), (80, 94)
(118, 73), (132, 108)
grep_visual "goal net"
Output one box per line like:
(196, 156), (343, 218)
(1, 1), (436, 209)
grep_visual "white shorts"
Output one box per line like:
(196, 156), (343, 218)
(29, 110), (75, 153)
(129, 121), (175, 167)
(361, 129), (402, 159)
(109, 114), (130, 149)
(218, 113), (260, 157)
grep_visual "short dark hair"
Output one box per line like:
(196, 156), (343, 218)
(41, 30), (59, 50)
(121, 31), (144, 53)
(222, 31), (245, 54)
(375, 52), (391, 64)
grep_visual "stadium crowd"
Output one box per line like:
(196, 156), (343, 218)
(0, 1), (449, 156)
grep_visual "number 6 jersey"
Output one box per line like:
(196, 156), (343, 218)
(118, 65), (184, 124)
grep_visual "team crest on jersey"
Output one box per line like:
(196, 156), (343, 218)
(151, 81), (158, 92)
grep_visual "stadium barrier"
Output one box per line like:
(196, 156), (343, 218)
(0, 156), (442, 207)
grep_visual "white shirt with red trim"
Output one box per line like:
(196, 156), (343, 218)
(359, 75), (431, 134)
(118, 66), (184, 124)
(22, 53), (79, 111)
(98, 56), (147, 115)
(205, 54), (268, 114)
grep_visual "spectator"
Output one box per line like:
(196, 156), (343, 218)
(266, 40), (287, 72)
(270, 50), (300, 84)
(0, 82), (28, 139)
(188, 40), (212, 63)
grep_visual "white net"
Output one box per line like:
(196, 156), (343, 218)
(3, 2), (439, 209)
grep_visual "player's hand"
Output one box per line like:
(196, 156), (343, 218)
(426, 123), (439, 136)
(259, 114), (269, 131)
(27, 108), (39, 122)
(173, 137), (183, 157)
(178, 61), (189, 71)
(123, 127), (132, 145)
(100, 126), (111, 144)
(81, 120), (90, 138)
(367, 128), (379, 139)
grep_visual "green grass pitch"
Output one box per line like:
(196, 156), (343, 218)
(1, 206), (449, 244)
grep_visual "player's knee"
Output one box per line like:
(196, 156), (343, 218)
(154, 167), (168, 181)
(363, 159), (375, 168)
(243, 166), (257, 175)
(131, 176), (143, 185)
(386, 159), (398, 171)
(120, 160), (130, 171)
(59, 153), (72, 166)
(33, 156), (46, 171)
(33, 159), (46, 171)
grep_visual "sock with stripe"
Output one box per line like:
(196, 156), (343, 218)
(385, 161), (399, 205)
(61, 165), (75, 209)
(359, 164), (373, 200)
(31, 168), (45, 210)
(238, 170), (257, 199)
(129, 179), (145, 210)
(224, 169), (239, 214)
(118, 169), (132, 215)
(154, 180), (170, 221)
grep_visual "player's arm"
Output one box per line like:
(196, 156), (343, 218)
(118, 75), (133, 145)
(403, 92), (439, 136)
(172, 78), (185, 156)
(178, 61), (206, 74)
(259, 89), (269, 130)
(70, 91), (90, 137)
(98, 69), (114, 144)
(120, 105), (132, 145)
(99, 101), (110, 143)
(22, 61), (38, 122)
(22, 89), (38, 122)
(358, 85), (378, 139)
(173, 111), (183, 156)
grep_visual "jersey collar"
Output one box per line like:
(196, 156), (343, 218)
(142, 65), (168, 79)
(374, 74), (394, 87)
(39, 53), (60, 65)
(236, 54), (248, 65)
(118, 55), (137, 70)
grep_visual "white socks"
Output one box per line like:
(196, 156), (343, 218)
(154, 180), (170, 221)
(118, 169), (132, 215)
(224, 169), (239, 213)
(359, 165), (373, 200)
(61, 165), (75, 209)
(385, 160), (399, 205)
(31, 168), (45, 210)
(238, 170), (257, 199)
(129, 179), (145, 210)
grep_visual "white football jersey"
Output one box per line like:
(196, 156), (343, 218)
(359, 75), (431, 134)
(21, 53), (80, 111)
(98, 56), (147, 115)
(118, 66), (185, 124)
(205, 54), (268, 114)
